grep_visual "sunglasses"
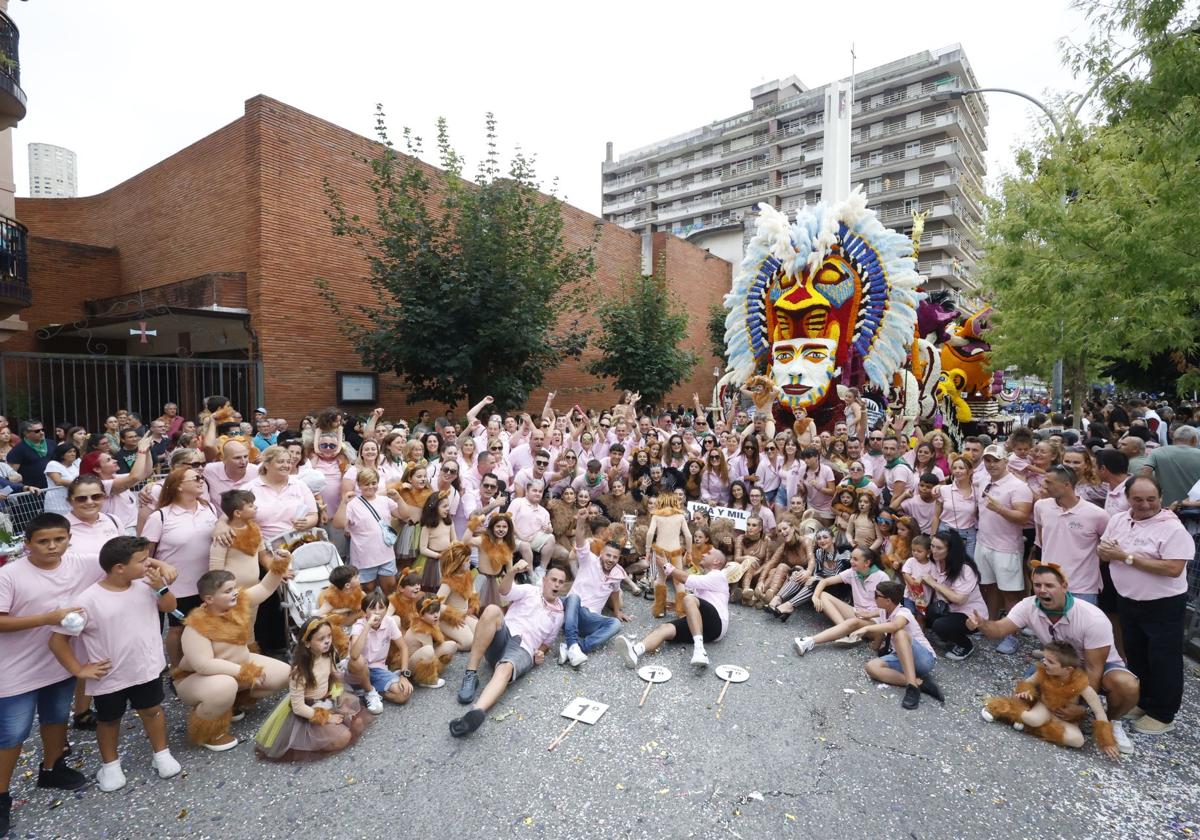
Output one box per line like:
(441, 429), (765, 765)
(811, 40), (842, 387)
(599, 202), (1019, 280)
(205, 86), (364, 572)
(876, 517), (894, 525)
(72, 493), (105, 502)
(28, 428), (45, 434)
(318, 443), (338, 450)
(443, 469), (459, 475)
(490, 446), (504, 451)
(535, 460), (549, 467)
(482, 484), (498, 490)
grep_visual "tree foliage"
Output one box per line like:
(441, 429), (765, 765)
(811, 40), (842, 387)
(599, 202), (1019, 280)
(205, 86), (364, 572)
(707, 301), (728, 362)
(978, 0), (1200, 397)
(316, 108), (595, 411)
(587, 274), (699, 407)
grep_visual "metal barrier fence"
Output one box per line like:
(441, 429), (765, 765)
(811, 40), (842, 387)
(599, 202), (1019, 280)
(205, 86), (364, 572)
(0, 352), (259, 430)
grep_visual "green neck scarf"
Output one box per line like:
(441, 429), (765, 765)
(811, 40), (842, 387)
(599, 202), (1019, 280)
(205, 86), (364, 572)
(27, 437), (47, 457)
(886, 456), (906, 469)
(855, 565), (882, 581)
(1037, 592), (1074, 618)
(850, 476), (870, 489)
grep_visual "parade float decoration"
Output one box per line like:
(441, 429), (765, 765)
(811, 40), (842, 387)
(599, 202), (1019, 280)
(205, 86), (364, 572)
(719, 186), (923, 432)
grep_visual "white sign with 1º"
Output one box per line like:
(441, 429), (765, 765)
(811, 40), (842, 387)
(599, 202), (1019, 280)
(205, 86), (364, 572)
(560, 698), (609, 726)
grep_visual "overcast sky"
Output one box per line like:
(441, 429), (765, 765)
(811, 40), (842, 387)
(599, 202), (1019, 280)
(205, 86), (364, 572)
(11, 0), (1098, 215)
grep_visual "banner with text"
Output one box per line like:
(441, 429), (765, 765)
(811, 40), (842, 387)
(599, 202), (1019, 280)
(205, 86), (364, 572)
(687, 501), (749, 531)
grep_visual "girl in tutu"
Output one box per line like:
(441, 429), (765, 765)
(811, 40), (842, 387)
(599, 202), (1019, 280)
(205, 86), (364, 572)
(436, 542), (478, 650)
(469, 513), (516, 612)
(255, 617), (367, 760)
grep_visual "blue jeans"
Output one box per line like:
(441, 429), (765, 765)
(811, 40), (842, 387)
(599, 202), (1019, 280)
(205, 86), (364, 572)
(880, 641), (936, 677)
(562, 594), (621, 653)
(950, 527), (977, 562)
(0, 676), (76, 749)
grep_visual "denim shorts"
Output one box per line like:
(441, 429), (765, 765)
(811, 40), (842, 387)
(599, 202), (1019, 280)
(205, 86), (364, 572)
(358, 558), (398, 584)
(0, 676), (77, 748)
(484, 623), (534, 682)
(367, 666), (400, 694)
(880, 641), (936, 678)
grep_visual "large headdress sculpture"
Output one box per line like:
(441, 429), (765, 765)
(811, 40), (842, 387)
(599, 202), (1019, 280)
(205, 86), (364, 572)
(720, 187), (923, 428)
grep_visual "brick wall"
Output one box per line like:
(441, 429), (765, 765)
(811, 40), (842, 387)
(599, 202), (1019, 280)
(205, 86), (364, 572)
(16, 96), (731, 423)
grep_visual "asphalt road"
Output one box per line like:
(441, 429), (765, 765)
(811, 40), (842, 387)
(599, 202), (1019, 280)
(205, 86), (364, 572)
(8, 595), (1199, 840)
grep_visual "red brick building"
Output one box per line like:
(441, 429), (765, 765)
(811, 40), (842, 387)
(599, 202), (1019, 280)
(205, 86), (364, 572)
(8, 96), (731, 425)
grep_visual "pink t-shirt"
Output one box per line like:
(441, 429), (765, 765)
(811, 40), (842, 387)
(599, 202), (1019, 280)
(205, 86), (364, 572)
(883, 461), (919, 497)
(0, 554), (104, 697)
(862, 452), (886, 482)
(101, 479), (137, 533)
(936, 483), (978, 530)
(508, 497), (549, 542)
(202, 461), (260, 510)
(59, 580), (165, 696)
(879, 603), (936, 657)
(837, 567), (889, 612)
(901, 495), (937, 535)
(1005, 595), (1123, 667)
(64, 512), (124, 568)
(1033, 497), (1111, 595)
(508, 444), (534, 477)
(245, 475), (319, 542)
(1104, 481), (1131, 517)
(682, 569), (730, 640)
(346, 495), (399, 570)
(700, 471), (730, 504)
(502, 583), (565, 656)
(1102, 509), (1193, 600)
(803, 463), (836, 513)
(572, 544), (627, 614)
(934, 563), (987, 617)
(976, 473), (1034, 554)
(311, 458), (346, 516)
(901, 556), (936, 606)
(141, 502), (218, 598)
(350, 615), (403, 669)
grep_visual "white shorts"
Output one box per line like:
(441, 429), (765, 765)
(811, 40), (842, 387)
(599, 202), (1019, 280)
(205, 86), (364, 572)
(974, 545), (1024, 591)
(529, 532), (554, 553)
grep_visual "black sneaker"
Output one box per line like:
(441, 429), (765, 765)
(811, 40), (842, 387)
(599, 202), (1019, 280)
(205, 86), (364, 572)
(0, 791), (11, 838)
(449, 708), (486, 738)
(71, 709), (97, 731)
(37, 756), (87, 791)
(902, 684), (921, 710)
(919, 675), (945, 704)
(457, 670), (479, 705)
(944, 644), (974, 661)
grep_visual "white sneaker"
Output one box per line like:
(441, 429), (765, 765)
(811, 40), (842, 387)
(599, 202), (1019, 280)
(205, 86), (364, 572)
(97, 760), (126, 793)
(151, 750), (181, 780)
(558, 643), (569, 666)
(980, 707), (995, 723)
(834, 631), (864, 646)
(567, 643), (588, 668)
(618, 636), (639, 669)
(230, 711), (245, 722)
(690, 646), (709, 667)
(418, 678), (446, 689)
(793, 636), (815, 656)
(1012, 721), (1025, 732)
(364, 690), (384, 714)
(1111, 720), (1134, 754)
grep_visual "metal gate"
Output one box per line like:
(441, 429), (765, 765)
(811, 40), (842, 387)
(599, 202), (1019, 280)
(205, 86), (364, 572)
(0, 352), (261, 429)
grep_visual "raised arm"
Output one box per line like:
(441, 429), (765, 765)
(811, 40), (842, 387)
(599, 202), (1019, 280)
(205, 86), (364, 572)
(108, 434), (155, 493)
(465, 396), (495, 426)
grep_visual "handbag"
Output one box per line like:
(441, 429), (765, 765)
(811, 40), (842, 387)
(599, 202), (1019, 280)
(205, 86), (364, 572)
(925, 597), (951, 623)
(358, 496), (398, 547)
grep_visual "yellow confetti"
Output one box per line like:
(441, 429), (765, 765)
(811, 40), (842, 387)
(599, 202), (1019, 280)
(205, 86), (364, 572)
(176, 809), (188, 820)
(346, 777), (355, 785)
(785, 813), (796, 821)
(658, 788), (670, 795)
(615, 783), (625, 790)
(523, 817), (533, 826)
(733, 809), (741, 817)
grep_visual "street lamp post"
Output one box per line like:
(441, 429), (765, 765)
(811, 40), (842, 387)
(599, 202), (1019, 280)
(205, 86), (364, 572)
(931, 85), (1066, 413)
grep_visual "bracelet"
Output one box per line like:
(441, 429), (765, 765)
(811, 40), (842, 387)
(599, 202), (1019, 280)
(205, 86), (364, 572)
(156, 585), (171, 597)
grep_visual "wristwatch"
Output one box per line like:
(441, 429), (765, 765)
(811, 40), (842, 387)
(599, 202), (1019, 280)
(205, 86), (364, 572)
(400, 668), (413, 679)
(1123, 554), (1134, 566)
(155, 585), (171, 597)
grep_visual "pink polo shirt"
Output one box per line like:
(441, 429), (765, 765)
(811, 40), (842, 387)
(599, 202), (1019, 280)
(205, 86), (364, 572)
(203, 461), (259, 510)
(700, 470), (730, 504)
(64, 512), (124, 567)
(934, 563), (987, 617)
(1033, 497), (1110, 595)
(100, 479), (138, 533)
(879, 604), (936, 657)
(837, 567), (889, 612)
(1101, 509), (1193, 600)
(977, 473), (1033, 554)
(59, 580), (165, 696)
(140, 502), (219, 598)
(502, 583), (564, 656)
(507, 497), (549, 542)
(245, 475), (319, 542)
(883, 461), (919, 497)
(682, 568), (730, 640)
(311, 458), (345, 516)
(862, 452), (886, 482)
(936, 483), (978, 530)
(1104, 481), (1131, 517)
(572, 544), (627, 614)
(901, 495), (938, 535)
(1005, 595), (1123, 667)
(350, 615), (403, 669)
(803, 463), (836, 513)
(0, 553), (104, 697)
(346, 495), (399, 570)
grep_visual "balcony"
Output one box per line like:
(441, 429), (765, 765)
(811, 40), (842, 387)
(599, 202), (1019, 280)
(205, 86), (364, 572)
(0, 12), (25, 129)
(0, 216), (30, 318)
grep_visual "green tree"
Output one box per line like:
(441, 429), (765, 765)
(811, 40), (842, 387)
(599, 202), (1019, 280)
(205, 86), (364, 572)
(707, 301), (727, 361)
(316, 108), (594, 411)
(587, 274), (699, 407)
(978, 0), (1200, 406)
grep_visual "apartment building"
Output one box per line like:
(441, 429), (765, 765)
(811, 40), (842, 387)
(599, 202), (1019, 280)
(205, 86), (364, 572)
(601, 44), (987, 298)
(29, 142), (78, 198)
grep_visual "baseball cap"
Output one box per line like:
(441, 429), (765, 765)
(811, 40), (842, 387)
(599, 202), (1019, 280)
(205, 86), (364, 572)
(982, 444), (1009, 460)
(255, 406), (268, 414)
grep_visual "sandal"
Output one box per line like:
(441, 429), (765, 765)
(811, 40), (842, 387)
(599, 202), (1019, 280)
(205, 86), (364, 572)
(72, 709), (98, 731)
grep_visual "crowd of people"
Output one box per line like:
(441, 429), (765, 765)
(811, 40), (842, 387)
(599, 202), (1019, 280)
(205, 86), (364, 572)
(0, 389), (1198, 835)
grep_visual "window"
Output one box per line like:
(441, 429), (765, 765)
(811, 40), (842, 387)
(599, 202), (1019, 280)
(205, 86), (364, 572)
(906, 141), (922, 158)
(868, 178), (883, 194)
(904, 198), (920, 213)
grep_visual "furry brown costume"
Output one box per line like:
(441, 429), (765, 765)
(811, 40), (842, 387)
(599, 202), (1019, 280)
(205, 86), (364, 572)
(409, 612), (451, 685)
(229, 521), (264, 558)
(188, 710), (233, 747)
(317, 582), (365, 658)
(439, 543), (479, 626)
(984, 664), (1115, 750)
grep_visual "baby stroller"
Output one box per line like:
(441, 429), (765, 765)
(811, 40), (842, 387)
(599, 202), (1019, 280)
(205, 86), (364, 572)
(274, 528), (343, 643)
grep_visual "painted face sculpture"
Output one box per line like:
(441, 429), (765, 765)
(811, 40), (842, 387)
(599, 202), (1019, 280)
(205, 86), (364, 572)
(721, 188), (923, 428)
